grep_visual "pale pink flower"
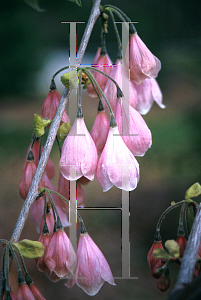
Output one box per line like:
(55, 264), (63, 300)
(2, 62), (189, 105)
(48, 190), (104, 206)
(96, 119), (139, 192)
(102, 60), (138, 113)
(17, 283), (35, 300)
(25, 140), (55, 179)
(59, 116), (98, 181)
(90, 109), (110, 154)
(19, 160), (37, 200)
(87, 54), (112, 98)
(115, 100), (152, 156)
(44, 229), (76, 278)
(67, 232), (115, 296)
(133, 78), (165, 115)
(58, 172), (86, 207)
(125, 33), (161, 84)
(41, 90), (69, 123)
(37, 232), (52, 273)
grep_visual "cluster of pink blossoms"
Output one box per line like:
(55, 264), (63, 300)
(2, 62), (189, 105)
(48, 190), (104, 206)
(17, 22), (165, 298)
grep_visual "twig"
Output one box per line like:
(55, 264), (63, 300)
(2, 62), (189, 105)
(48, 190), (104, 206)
(10, 0), (101, 243)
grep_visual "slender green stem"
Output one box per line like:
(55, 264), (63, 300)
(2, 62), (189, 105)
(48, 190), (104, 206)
(104, 6), (127, 23)
(4, 245), (10, 292)
(12, 244), (29, 277)
(103, 5), (137, 34)
(184, 204), (190, 237)
(83, 69), (114, 116)
(83, 69), (102, 102)
(39, 135), (43, 162)
(45, 189), (60, 222)
(156, 200), (186, 232)
(56, 136), (62, 158)
(0, 239), (8, 244)
(177, 203), (187, 236)
(52, 66), (72, 81)
(30, 135), (36, 151)
(85, 66), (123, 93)
(78, 70), (82, 108)
(44, 188), (84, 223)
(107, 9), (122, 53)
(8, 244), (21, 273)
(43, 193), (47, 224)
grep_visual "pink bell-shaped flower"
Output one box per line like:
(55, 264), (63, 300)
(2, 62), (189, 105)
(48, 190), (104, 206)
(44, 229), (77, 278)
(58, 172), (86, 207)
(90, 101), (110, 154)
(25, 140), (55, 180)
(102, 60), (138, 113)
(17, 283), (35, 300)
(59, 109), (98, 181)
(87, 52), (112, 98)
(41, 89), (69, 123)
(115, 99), (152, 156)
(67, 226), (115, 296)
(37, 232), (52, 273)
(19, 158), (37, 200)
(125, 33), (161, 85)
(96, 116), (139, 192)
(133, 78), (165, 115)
(29, 284), (46, 300)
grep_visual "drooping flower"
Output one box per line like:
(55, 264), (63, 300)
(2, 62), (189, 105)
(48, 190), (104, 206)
(147, 241), (165, 277)
(25, 140), (55, 180)
(102, 60), (138, 113)
(115, 99), (152, 156)
(59, 110), (98, 181)
(41, 89), (69, 123)
(17, 283), (35, 300)
(87, 53), (112, 98)
(125, 33), (161, 85)
(176, 235), (187, 258)
(131, 78), (165, 115)
(29, 284), (46, 300)
(96, 117), (139, 192)
(19, 159), (37, 200)
(90, 102), (110, 154)
(58, 172), (86, 207)
(67, 232), (115, 296)
(44, 229), (76, 278)
(37, 231), (52, 273)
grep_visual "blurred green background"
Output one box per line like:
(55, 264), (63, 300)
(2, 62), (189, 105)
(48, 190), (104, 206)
(0, 0), (201, 299)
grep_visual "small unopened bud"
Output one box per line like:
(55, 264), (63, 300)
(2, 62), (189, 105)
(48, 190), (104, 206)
(157, 276), (170, 292)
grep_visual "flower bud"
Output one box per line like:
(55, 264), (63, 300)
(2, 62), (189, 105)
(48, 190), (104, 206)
(157, 275), (170, 292)
(125, 33), (161, 85)
(147, 241), (165, 275)
(176, 235), (187, 258)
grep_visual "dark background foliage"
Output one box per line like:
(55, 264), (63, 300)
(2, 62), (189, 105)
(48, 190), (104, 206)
(0, 0), (201, 299)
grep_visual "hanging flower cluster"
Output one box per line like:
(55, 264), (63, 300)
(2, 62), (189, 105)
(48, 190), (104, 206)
(147, 183), (201, 292)
(11, 3), (166, 298)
